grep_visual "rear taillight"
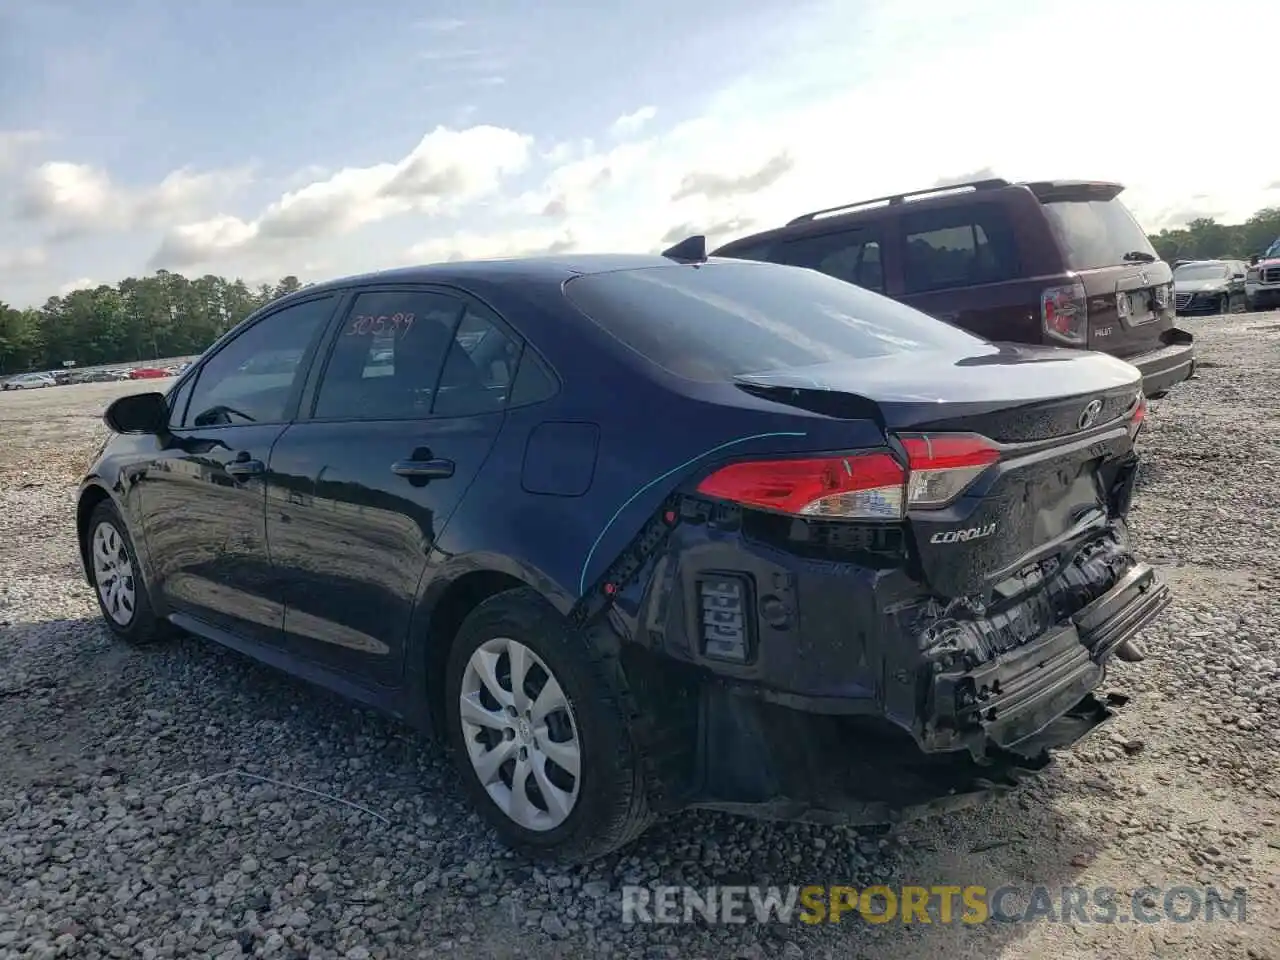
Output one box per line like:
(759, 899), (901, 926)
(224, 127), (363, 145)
(695, 434), (1001, 521)
(1042, 280), (1088, 345)
(1129, 395), (1146, 439)
(898, 434), (1001, 508)
(695, 453), (905, 520)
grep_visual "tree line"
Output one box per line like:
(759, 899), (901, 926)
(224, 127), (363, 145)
(1145, 206), (1280, 264)
(3, 204), (1280, 374)
(0, 272), (306, 374)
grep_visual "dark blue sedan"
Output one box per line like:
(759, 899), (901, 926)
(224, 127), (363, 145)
(76, 250), (1169, 862)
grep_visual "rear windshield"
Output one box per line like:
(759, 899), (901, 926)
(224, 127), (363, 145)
(562, 261), (985, 383)
(1174, 263), (1228, 281)
(1040, 198), (1158, 271)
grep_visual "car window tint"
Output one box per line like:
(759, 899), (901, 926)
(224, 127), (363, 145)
(431, 305), (522, 417)
(167, 376), (194, 429)
(902, 205), (1020, 294)
(184, 297), (333, 428)
(714, 240), (776, 262)
(776, 229), (885, 292)
(1039, 197), (1157, 271)
(509, 348), (558, 406)
(313, 289), (465, 420)
(563, 260), (986, 383)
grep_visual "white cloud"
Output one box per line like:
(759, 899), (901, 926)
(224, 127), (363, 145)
(610, 106), (657, 139)
(406, 227), (578, 264)
(415, 17), (467, 32)
(152, 124), (532, 269)
(58, 276), (97, 296)
(0, 130), (46, 171)
(0, 246), (47, 274)
(16, 161), (250, 238)
(9, 0), (1280, 309)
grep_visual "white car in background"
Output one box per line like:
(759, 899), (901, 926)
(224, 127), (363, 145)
(1, 372), (56, 391)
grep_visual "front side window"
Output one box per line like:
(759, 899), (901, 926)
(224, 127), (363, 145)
(902, 205), (1021, 294)
(183, 296), (334, 428)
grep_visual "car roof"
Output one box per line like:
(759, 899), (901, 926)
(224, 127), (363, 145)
(272, 254), (683, 304)
(712, 177), (1126, 252)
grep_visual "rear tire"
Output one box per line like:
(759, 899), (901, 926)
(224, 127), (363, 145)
(444, 587), (653, 863)
(86, 500), (170, 645)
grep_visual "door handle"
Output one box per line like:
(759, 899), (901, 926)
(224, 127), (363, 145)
(225, 452), (265, 479)
(391, 458), (455, 479)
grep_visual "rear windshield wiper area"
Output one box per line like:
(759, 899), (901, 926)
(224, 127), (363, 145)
(1122, 251), (1156, 263)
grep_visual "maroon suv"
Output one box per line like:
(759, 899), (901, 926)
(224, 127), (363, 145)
(711, 179), (1195, 398)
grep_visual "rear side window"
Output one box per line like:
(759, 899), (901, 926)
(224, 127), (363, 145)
(772, 228), (884, 292)
(1040, 198), (1157, 271)
(902, 205), (1021, 293)
(562, 261), (985, 383)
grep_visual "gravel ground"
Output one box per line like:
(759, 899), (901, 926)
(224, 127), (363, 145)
(2, 317), (1279, 960)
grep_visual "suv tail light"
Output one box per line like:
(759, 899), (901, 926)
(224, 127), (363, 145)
(695, 434), (1001, 521)
(1042, 279), (1088, 345)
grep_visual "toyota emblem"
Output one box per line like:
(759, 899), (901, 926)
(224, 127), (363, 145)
(1077, 399), (1104, 430)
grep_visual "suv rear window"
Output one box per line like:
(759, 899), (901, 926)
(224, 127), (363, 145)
(1040, 198), (1157, 271)
(562, 261), (985, 383)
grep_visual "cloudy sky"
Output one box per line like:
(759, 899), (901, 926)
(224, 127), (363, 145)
(2, 0), (1278, 306)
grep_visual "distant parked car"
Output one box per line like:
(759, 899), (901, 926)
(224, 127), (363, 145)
(1172, 260), (1246, 315)
(2, 372), (56, 390)
(73, 369), (131, 384)
(129, 367), (170, 380)
(1246, 237), (1280, 311)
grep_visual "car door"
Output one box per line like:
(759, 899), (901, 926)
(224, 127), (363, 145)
(263, 285), (522, 687)
(138, 294), (337, 644)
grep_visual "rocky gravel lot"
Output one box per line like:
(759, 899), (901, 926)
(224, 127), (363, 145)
(2, 316), (1279, 960)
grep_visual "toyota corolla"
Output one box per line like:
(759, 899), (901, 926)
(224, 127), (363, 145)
(76, 247), (1169, 863)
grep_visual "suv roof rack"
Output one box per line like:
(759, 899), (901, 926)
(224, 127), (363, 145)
(786, 177), (1012, 226)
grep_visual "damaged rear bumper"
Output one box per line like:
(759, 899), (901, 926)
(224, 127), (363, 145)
(920, 562), (1169, 757)
(622, 535), (1170, 827)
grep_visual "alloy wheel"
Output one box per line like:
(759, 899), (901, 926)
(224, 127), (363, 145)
(458, 636), (581, 831)
(92, 521), (136, 626)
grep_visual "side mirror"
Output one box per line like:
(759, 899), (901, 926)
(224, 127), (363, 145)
(104, 391), (169, 434)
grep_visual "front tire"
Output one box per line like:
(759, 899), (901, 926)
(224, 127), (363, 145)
(1220, 293), (1232, 315)
(86, 500), (169, 644)
(444, 588), (653, 863)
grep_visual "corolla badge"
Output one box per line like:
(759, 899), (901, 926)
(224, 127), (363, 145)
(1077, 398), (1104, 430)
(930, 523), (996, 544)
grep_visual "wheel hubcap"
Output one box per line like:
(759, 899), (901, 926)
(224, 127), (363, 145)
(92, 521), (136, 627)
(458, 637), (581, 831)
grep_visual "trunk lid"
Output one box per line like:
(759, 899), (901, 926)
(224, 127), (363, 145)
(734, 345), (1143, 598)
(1029, 181), (1174, 360)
